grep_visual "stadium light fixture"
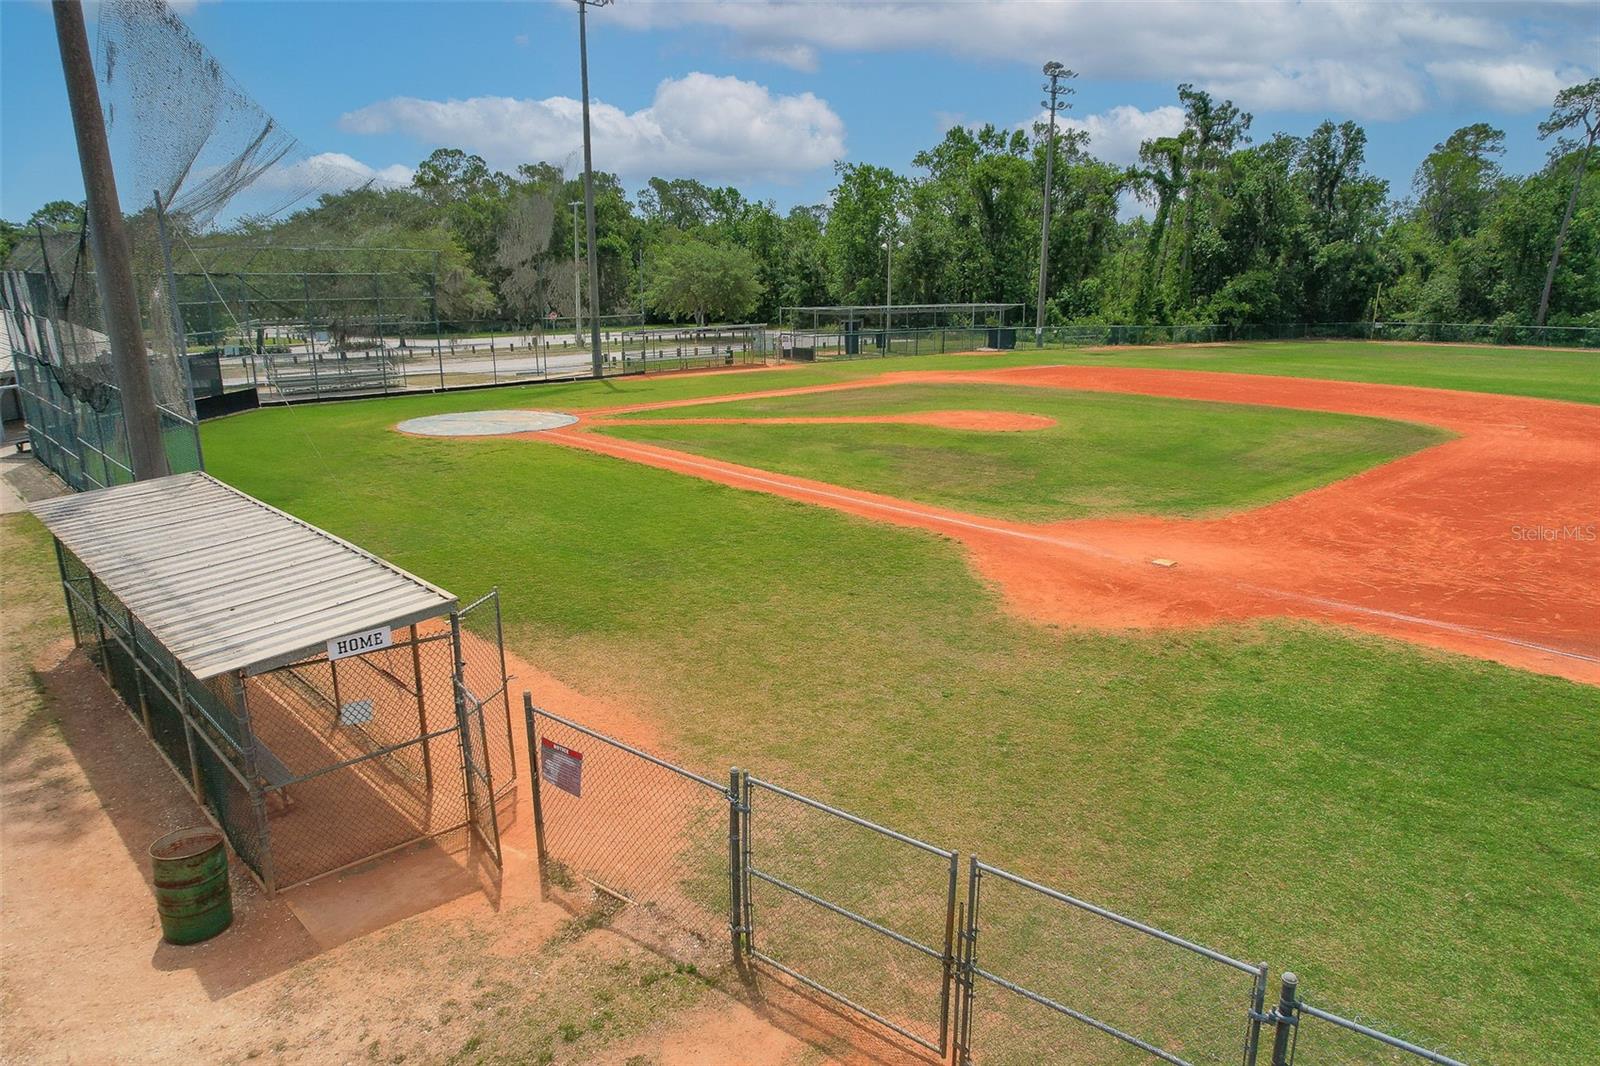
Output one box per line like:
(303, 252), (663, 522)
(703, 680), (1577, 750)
(575, 0), (613, 378)
(1036, 61), (1076, 347)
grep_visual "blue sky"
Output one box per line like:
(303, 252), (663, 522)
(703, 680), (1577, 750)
(3, 0), (1597, 224)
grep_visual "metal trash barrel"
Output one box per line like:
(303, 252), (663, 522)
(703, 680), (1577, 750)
(149, 827), (233, 945)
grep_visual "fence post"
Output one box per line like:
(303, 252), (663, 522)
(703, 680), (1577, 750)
(957, 855), (982, 1066)
(951, 900), (968, 1062)
(492, 591), (515, 778)
(1245, 962), (1269, 1066)
(1269, 971), (1299, 1066)
(523, 692), (549, 899)
(449, 612), (476, 824)
(52, 539), (81, 648)
(86, 571), (111, 683)
(231, 670), (278, 896)
(940, 851), (960, 1056)
(126, 606), (152, 734)
(409, 624), (433, 789)
(728, 766), (746, 966)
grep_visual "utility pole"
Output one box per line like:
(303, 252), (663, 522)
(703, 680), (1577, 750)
(569, 200), (583, 346)
(52, 0), (169, 480)
(575, 0), (613, 378)
(1035, 61), (1075, 348)
(880, 235), (899, 331)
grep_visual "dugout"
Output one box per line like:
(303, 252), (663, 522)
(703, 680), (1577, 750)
(33, 472), (516, 895)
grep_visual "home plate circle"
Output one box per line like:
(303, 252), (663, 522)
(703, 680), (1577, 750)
(397, 410), (578, 436)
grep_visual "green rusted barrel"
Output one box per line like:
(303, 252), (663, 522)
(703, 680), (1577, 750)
(149, 827), (233, 945)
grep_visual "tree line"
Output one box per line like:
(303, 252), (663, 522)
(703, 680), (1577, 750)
(5, 78), (1597, 331)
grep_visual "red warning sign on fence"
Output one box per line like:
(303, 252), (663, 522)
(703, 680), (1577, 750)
(541, 738), (583, 797)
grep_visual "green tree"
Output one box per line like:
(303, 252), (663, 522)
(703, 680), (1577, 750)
(1413, 124), (1505, 243)
(1132, 134), (1188, 319)
(1535, 78), (1600, 325)
(645, 238), (763, 325)
(823, 162), (906, 305)
(1174, 85), (1252, 304)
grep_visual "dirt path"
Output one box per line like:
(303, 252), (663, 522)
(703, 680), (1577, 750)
(535, 366), (1599, 683)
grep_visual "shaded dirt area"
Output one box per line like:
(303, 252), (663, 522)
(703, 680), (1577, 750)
(523, 366), (1598, 683)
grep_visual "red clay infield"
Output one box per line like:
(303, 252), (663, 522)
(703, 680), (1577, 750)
(514, 365), (1599, 684)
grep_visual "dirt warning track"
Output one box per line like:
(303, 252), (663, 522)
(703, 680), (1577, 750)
(520, 366), (1599, 683)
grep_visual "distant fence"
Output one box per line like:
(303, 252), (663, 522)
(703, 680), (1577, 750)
(523, 696), (1471, 1066)
(775, 320), (1599, 362)
(192, 323), (767, 407)
(183, 315), (1600, 411)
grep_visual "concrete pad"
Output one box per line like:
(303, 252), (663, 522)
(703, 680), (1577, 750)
(1, 450), (70, 515)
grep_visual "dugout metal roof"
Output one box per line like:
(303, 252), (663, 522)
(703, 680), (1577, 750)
(32, 471), (456, 679)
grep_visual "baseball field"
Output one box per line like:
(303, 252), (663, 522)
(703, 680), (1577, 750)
(197, 339), (1599, 1062)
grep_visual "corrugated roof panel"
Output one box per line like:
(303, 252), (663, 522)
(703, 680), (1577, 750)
(32, 472), (456, 679)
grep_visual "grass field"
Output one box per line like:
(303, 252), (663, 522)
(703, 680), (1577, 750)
(1029, 339), (1600, 404)
(597, 382), (1447, 521)
(191, 341), (1600, 1062)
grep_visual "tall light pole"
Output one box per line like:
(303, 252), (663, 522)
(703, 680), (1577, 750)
(575, 0), (612, 378)
(52, 0), (169, 479)
(569, 199), (584, 345)
(880, 235), (900, 331)
(1035, 61), (1075, 347)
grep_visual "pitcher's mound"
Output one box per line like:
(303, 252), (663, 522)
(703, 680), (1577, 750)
(398, 410), (578, 436)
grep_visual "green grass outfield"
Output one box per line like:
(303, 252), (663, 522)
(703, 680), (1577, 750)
(1021, 338), (1600, 404)
(598, 382), (1447, 522)
(194, 341), (1597, 1062)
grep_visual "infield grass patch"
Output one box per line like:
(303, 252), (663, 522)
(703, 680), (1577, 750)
(597, 382), (1447, 521)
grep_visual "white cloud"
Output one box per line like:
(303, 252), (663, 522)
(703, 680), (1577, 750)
(1426, 59), (1580, 112)
(1058, 105), (1186, 165)
(514, 33), (530, 48)
(248, 152), (414, 195)
(743, 43), (819, 73)
(300, 152), (414, 189)
(605, 1), (1597, 120)
(340, 73), (845, 182)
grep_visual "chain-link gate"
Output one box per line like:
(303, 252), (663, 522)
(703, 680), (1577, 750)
(452, 591), (510, 870)
(740, 774), (960, 1056)
(956, 857), (1269, 1066)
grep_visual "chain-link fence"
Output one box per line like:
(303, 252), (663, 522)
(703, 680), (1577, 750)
(774, 320), (1599, 364)
(957, 859), (1268, 1066)
(246, 623), (474, 887)
(524, 700), (1473, 1066)
(742, 775), (959, 1056)
(3, 265), (203, 490)
(175, 280), (767, 405)
(525, 699), (733, 967)
(1265, 980), (1469, 1066)
(57, 543), (270, 880)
